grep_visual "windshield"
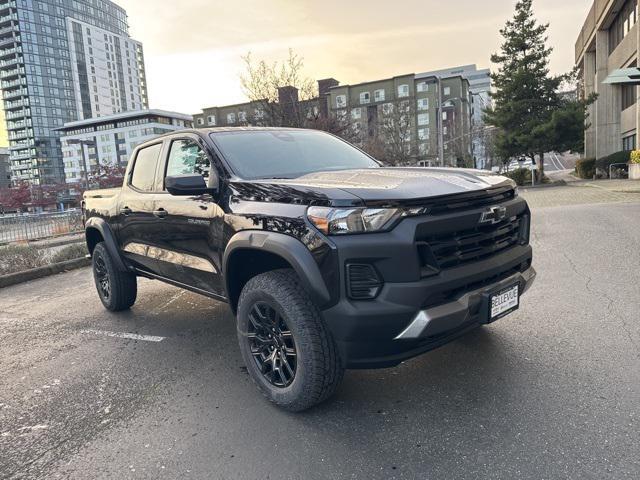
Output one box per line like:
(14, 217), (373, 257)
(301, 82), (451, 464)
(210, 129), (380, 180)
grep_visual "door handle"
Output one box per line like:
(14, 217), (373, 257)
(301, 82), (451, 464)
(153, 208), (168, 219)
(121, 206), (132, 216)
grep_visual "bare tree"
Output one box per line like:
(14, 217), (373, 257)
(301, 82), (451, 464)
(361, 101), (416, 166)
(240, 49), (318, 128)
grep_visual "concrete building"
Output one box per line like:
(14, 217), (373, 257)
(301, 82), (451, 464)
(327, 74), (473, 167)
(57, 109), (191, 185)
(194, 73), (473, 167)
(0, 0), (148, 187)
(576, 0), (640, 159)
(0, 146), (9, 188)
(417, 65), (492, 167)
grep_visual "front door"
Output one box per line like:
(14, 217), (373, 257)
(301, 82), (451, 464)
(117, 142), (166, 276)
(153, 136), (225, 296)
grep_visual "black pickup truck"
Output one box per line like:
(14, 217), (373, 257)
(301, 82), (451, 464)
(83, 127), (535, 411)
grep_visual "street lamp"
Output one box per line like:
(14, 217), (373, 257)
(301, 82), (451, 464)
(65, 139), (96, 191)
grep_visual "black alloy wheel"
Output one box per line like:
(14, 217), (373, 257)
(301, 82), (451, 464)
(246, 301), (297, 388)
(94, 254), (111, 301)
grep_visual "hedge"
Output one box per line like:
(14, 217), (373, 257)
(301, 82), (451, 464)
(575, 158), (596, 179)
(595, 150), (631, 177)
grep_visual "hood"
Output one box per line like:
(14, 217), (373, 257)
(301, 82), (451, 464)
(233, 168), (514, 206)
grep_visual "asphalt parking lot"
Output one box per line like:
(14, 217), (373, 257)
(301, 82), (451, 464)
(1, 195), (639, 479)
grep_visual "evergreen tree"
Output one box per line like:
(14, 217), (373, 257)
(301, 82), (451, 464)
(485, 0), (562, 181)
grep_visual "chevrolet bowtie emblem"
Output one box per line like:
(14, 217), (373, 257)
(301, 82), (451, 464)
(479, 206), (507, 225)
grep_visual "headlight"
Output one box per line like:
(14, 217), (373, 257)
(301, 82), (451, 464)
(307, 206), (403, 235)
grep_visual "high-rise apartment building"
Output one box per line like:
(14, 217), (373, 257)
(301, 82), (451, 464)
(0, 0), (148, 187)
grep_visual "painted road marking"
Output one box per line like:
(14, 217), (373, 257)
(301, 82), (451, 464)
(80, 329), (165, 342)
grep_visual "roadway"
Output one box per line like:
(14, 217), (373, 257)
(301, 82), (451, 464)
(1, 188), (639, 479)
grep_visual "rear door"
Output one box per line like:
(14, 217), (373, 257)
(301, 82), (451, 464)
(152, 134), (226, 296)
(117, 141), (166, 276)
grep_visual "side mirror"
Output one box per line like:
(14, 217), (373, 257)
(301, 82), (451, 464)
(166, 174), (213, 196)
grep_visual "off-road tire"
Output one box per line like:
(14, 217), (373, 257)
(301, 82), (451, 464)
(92, 242), (137, 311)
(237, 269), (344, 412)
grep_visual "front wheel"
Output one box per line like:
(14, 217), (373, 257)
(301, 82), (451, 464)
(92, 242), (137, 311)
(237, 269), (344, 412)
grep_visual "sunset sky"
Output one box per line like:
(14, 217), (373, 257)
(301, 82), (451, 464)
(0, 0), (591, 146)
(117, 0), (591, 113)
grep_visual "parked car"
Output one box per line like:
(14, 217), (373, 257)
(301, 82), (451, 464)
(83, 128), (535, 411)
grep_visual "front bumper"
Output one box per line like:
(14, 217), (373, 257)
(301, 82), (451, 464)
(320, 244), (536, 369)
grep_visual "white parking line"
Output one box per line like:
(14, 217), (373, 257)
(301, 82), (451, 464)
(80, 329), (165, 342)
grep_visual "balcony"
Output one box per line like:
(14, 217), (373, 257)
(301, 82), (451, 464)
(3, 87), (27, 99)
(9, 129), (31, 141)
(0, 34), (18, 48)
(0, 13), (17, 25)
(0, 65), (23, 78)
(0, 24), (18, 37)
(4, 97), (28, 109)
(5, 107), (28, 119)
(0, 44), (20, 58)
(0, 1), (17, 12)
(9, 150), (32, 161)
(1, 76), (24, 88)
(0, 54), (22, 67)
(7, 119), (30, 130)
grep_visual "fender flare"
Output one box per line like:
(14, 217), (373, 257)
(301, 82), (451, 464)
(85, 217), (130, 272)
(223, 231), (331, 307)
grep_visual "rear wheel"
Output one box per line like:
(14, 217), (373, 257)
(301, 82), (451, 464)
(237, 269), (344, 412)
(92, 242), (137, 311)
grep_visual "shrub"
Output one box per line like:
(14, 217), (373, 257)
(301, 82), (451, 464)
(49, 243), (88, 263)
(0, 242), (87, 276)
(502, 168), (532, 186)
(631, 150), (640, 164)
(575, 158), (596, 179)
(0, 244), (47, 276)
(595, 150), (631, 178)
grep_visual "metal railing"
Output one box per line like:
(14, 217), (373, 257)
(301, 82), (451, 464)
(0, 211), (83, 244)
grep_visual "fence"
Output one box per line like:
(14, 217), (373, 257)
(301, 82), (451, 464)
(0, 211), (83, 244)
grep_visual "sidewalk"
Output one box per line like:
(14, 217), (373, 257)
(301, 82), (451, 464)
(520, 178), (640, 208)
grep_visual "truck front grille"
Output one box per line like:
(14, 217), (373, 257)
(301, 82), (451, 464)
(421, 215), (523, 270)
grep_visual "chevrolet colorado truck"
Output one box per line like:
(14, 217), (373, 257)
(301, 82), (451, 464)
(83, 127), (536, 411)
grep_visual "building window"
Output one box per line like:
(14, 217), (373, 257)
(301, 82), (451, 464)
(417, 114), (429, 126)
(397, 84), (410, 97)
(238, 111), (247, 122)
(609, 0), (638, 53)
(227, 113), (236, 124)
(623, 134), (636, 150)
(442, 111), (448, 120)
(418, 128), (429, 140)
(416, 82), (429, 93)
(351, 107), (362, 120)
(360, 92), (370, 104)
(207, 115), (216, 126)
(197, 118), (204, 126)
(622, 83), (637, 110)
(418, 143), (428, 155)
(374, 89), (385, 102)
(417, 98), (429, 110)
(443, 86), (451, 96)
(382, 103), (394, 115)
(336, 95), (347, 108)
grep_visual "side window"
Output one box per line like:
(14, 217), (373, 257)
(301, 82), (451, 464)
(130, 143), (162, 192)
(166, 139), (210, 181)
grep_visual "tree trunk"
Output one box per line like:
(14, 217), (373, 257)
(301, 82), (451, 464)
(538, 152), (545, 183)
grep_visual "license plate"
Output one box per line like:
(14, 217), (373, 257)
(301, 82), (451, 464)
(489, 284), (519, 321)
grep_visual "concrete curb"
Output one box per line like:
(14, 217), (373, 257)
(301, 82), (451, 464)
(0, 257), (91, 289)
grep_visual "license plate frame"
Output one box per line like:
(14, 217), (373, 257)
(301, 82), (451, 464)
(487, 283), (520, 323)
